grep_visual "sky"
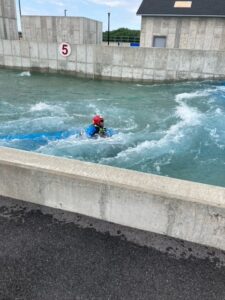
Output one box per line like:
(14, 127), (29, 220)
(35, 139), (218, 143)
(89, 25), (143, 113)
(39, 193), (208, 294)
(16, 0), (142, 31)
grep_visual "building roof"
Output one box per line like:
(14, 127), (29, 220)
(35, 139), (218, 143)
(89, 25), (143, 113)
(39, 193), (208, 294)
(137, 0), (225, 17)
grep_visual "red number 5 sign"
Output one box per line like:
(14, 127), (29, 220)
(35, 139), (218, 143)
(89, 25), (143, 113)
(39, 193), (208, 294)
(59, 42), (71, 57)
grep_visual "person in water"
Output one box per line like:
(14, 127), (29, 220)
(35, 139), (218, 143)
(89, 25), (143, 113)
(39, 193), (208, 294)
(85, 115), (107, 137)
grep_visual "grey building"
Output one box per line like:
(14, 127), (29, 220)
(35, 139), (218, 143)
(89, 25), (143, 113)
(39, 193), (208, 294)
(137, 0), (225, 50)
(0, 0), (18, 40)
(21, 16), (102, 44)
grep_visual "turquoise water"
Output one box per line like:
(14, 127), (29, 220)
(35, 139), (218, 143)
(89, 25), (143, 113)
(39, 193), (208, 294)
(0, 69), (225, 187)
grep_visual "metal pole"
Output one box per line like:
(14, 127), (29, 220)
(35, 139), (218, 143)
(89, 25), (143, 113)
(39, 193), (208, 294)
(64, 9), (67, 16)
(18, 0), (22, 17)
(107, 12), (110, 45)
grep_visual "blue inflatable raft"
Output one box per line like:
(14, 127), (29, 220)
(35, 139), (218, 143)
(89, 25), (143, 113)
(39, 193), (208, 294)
(0, 128), (117, 142)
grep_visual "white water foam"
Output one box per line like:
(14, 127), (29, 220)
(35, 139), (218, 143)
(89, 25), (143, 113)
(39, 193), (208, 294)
(102, 98), (202, 163)
(175, 90), (211, 103)
(30, 102), (65, 114)
(19, 71), (31, 77)
(215, 86), (225, 93)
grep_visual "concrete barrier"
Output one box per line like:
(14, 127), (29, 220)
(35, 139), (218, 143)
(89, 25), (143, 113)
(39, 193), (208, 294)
(1, 39), (225, 82)
(0, 146), (225, 251)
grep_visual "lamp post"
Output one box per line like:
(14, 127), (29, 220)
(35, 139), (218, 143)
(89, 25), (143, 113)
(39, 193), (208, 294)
(18, 0), (22, 17)
(107, 12), (110, 45)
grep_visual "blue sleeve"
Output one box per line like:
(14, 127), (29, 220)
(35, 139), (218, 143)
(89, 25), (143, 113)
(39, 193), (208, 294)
(85, 125), (97, 137)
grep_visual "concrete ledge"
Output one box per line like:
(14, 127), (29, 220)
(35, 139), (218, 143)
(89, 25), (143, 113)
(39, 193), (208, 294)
(0, 146), (225, 251)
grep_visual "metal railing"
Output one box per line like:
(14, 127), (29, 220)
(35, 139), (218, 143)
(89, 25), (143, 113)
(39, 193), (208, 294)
(102, 35), (140, 43)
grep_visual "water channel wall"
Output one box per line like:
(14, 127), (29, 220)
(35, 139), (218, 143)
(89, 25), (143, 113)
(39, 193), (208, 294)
(0, 147), (225, 251)
(0, 38), (225, 82)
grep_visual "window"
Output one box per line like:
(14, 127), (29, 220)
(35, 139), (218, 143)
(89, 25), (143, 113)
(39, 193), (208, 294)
(153, 36), (167, 48)
(174, 1), (192, 8)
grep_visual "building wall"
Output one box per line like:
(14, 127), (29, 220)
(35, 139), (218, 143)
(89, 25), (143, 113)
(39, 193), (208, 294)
(140, 16), (225, 51)
(0, 0), (18, 40)
(21, 16), (102, 44)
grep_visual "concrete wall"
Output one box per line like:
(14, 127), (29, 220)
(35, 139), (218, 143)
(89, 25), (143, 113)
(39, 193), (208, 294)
(21, 16), (102, 44)
(0, 0), (18, 40)
(0, 38), (225, 82)
(0, 147), (225, 251)
(141, 16), (225, 51)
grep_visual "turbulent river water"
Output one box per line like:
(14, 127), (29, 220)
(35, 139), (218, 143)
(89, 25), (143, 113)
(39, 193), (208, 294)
(0, 69), (225, 187)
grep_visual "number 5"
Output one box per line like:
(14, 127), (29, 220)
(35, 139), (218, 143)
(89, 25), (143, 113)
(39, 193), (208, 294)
(59, 42), (71, 57)
(62, 44), (68, 55)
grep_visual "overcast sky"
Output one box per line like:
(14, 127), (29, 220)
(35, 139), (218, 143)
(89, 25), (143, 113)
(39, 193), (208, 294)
(16, 0), (142, 31)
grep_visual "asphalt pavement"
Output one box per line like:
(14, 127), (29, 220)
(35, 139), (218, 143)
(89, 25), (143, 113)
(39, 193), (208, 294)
(0, 199), (224, 300)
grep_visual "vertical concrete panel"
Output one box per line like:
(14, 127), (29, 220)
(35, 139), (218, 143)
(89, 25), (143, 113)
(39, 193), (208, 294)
(190, 50), (205, 73)
(20, 41), (30, 58)
(154, 48), (168, 70)
(212, 25), (224, 51)
(0, 39), (3, 55)
(203, 53), (218, 74)
(140, 18), (146, 47)
(145, 18), (154, 48)
(41, 17), (48, 42)
(167, 49), (180, 71)
(168, 17), (177, 35)
(144, 48), (155, 68)
(3, 40), (12, 55)
(215, 52), (225, 75)
(86, 45), (94, 64)
(67, 44), (77, 62)
(38, 42), (48, 59)
(179, 50), (191, 72)
(122, 48), (135, 67)
(152, 18), (162, 35)
(4, 55), (14, 67)
(51, 17), (57, 42)
(79, 18), (83, 44)
(0, 18), (4, 38)
(160, 17), (170, 35)
(77, 45), (86, 63)
(0, 0), (18, 40)
(112, 47), (123, 66)
(97, 21), (103, 44)
(49, 60), (57, 71)
(203, 19), (215, 50)
(21, 57), (31, 68)
(11, 40), (21, 56)
(48, 43), (57, 60)
(12, 56), (21, 67)
(29, 42), (39, 59)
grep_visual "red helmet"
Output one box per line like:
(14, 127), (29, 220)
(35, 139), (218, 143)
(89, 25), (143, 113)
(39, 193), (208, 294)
(93, 115), (104, 126)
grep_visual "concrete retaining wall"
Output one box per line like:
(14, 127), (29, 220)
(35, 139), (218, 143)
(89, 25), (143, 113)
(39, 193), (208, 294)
(0, 147), (225, 251)
(0, 39), (225, 82)
(0, 0), (18, 40)
(21, 16), (102, 44)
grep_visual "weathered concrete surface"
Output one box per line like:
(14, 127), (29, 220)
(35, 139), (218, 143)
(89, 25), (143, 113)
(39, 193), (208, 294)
(0, 197), (224, 300)
(0, 0), (18, 40)
(21, 16), (102, 44)
(1, 39), (225, 82)
(140, 17), (225, 51)
(0, 146), (225, 252)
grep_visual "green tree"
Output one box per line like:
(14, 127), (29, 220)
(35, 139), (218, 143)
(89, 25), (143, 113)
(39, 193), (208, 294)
(103, 28), (140, 43)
